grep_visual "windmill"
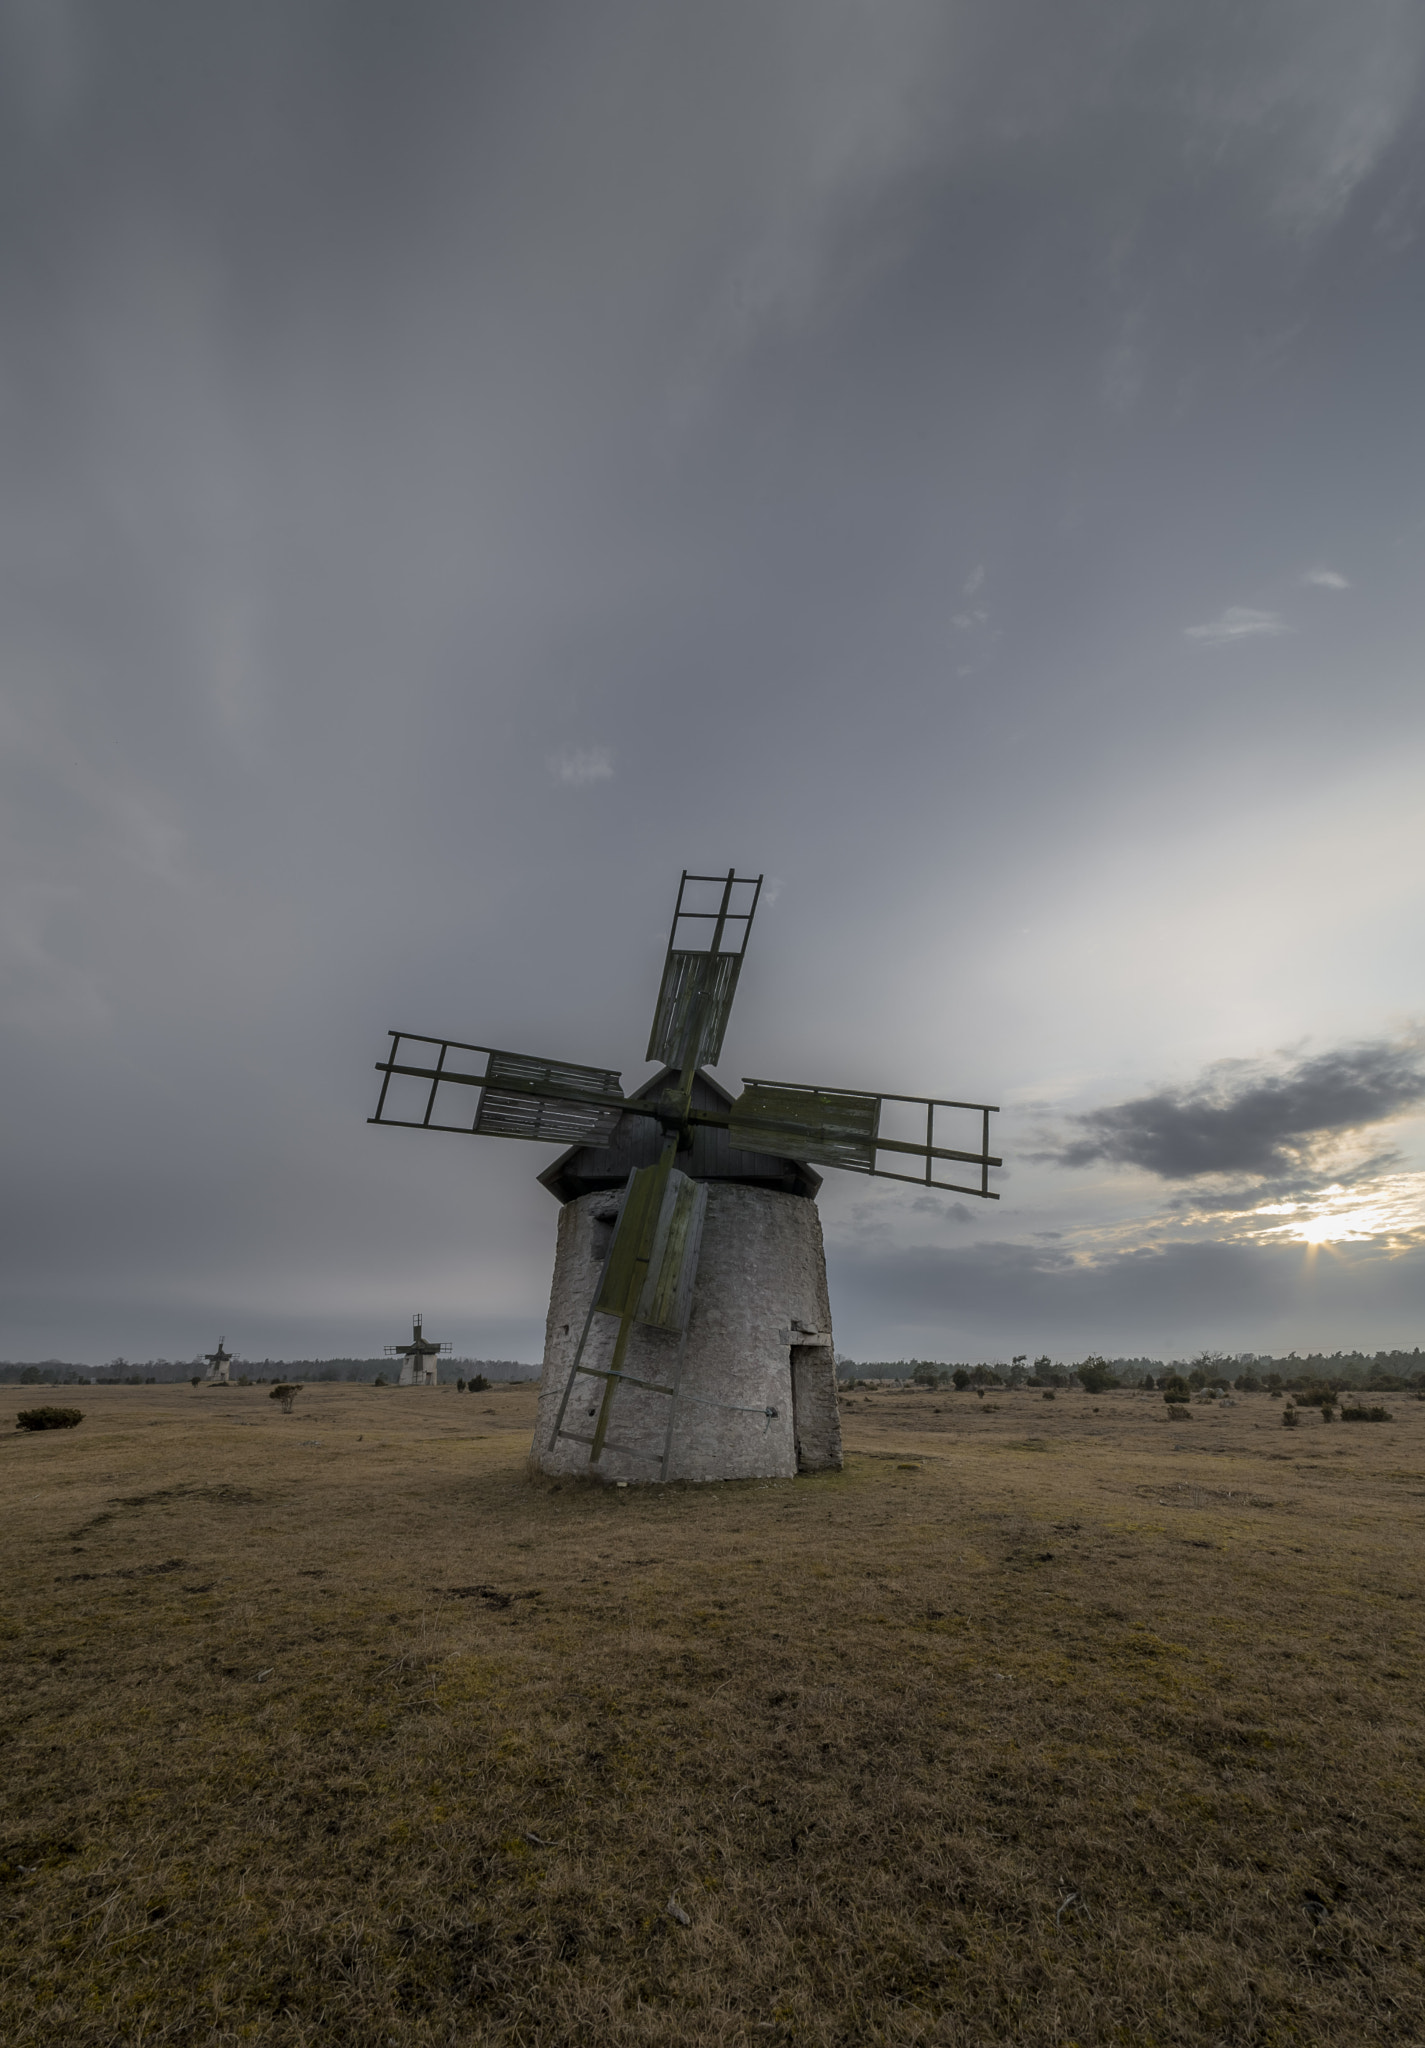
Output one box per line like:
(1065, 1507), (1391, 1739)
(384, 1314), (452, 1388)
(370, 870), (1000, 1483)
(203, 1337), (232, 1385)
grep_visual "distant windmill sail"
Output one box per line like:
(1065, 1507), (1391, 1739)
(369, 867), (1001, 1478)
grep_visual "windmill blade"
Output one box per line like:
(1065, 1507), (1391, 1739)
(646, 949), (745, 1071)
(474, 1050), (625, 1144)
(635, 1170), (707, 1331)
(593, 1162), (708, 1332)
(371, 1032), (625, 1143)
(728, 1079), (1001, 1198)
(727, 1081), (879, 1170)
(594, 1156), (673, 1319)
(646, 869), (762, 1071)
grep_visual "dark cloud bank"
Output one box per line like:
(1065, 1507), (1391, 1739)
(1049, 1040), (1425, 1181)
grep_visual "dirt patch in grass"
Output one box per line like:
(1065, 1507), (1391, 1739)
(1, 1378), (1423, 2044)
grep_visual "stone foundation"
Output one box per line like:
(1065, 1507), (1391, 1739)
(533, 1182), (842, 1484)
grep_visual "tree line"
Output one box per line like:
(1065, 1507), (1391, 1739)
(837, 1347), (1425, 1394)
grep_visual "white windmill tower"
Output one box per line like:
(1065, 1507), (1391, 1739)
(203, 1337), (233, 1385)
(369, 870), (1000, 1483)
(384, 1314), (451, 1388)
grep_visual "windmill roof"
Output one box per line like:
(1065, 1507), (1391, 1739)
(537, 1066), (822, 1204)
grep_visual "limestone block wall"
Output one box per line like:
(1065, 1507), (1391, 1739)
(533, 1182), (843, 1484)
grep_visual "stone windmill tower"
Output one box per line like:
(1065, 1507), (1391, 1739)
(369, 870), (1000, 1484)
(203, 1337), (232, 1385)
(384, 1314), (451, 1387)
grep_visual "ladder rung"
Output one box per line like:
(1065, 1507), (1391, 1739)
(554, 1429), (665, 1463)
(565, 1365), (676, 1397)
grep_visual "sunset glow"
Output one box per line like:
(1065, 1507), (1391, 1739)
(1247, 1176), (1425, 1249)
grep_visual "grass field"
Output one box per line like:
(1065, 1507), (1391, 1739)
(3, 1378), (1423, 2046)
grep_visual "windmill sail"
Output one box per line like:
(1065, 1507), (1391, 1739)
(727, 1082), (879, 1172)
(647, 949), (744, 1070)
(729, 1080), (1001, 1198)
(371, 1033), (625, 1143)
(634, 1170), (708, 1331)
(592, 1162), (706, 1328)
(646, 870), (762, 1071)
(474, 1050), (625, 1144)
(594, 1158), (671, 1319)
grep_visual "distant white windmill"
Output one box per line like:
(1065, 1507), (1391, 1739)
(203, 1337), (232, 1385)
(384, 1314), (451, 1388)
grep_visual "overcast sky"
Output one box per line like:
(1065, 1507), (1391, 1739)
(4, 0), (1424, 1366)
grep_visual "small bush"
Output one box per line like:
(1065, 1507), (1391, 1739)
(16, 1407), (83, 1431)
(470, 1374), (491, 1392)
(1282, 1406), (1299, 1428)
(269, 1384), (301, 1415)
(1168, 1406), (1193, 1423)
(951, 1369), (971, 1391)
(1042, 1391), (1055, 1401)
(1163, 1389), (1190, 1407)
(1340, 1405), (1392, 1423)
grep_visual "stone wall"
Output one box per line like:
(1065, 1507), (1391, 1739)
(533, 1182), (842, 1484)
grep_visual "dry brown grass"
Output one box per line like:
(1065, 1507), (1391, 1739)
(2, 1378), (1424, 2045)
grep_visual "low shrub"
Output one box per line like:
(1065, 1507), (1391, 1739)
(1340, 1405), (1393, 1423)
(1042, 1390), (1056, 1401)
(269, 1384), (301, 1415)
(16, 1407), (83, 1431)
(469, 1373), (491, 1392)
(1282, 1406), (1299, 1428)
(1168, 1406), (1193, 1422)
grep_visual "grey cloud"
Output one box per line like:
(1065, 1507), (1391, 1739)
(1050, 1041), (1425, 1181)
(1163, 1149), (1405, 1213)
(908, 1196), (973, 1221)
(1184, 606), (1289, 644)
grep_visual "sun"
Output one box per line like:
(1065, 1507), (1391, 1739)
(1294, 1212), (1360, 1246)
